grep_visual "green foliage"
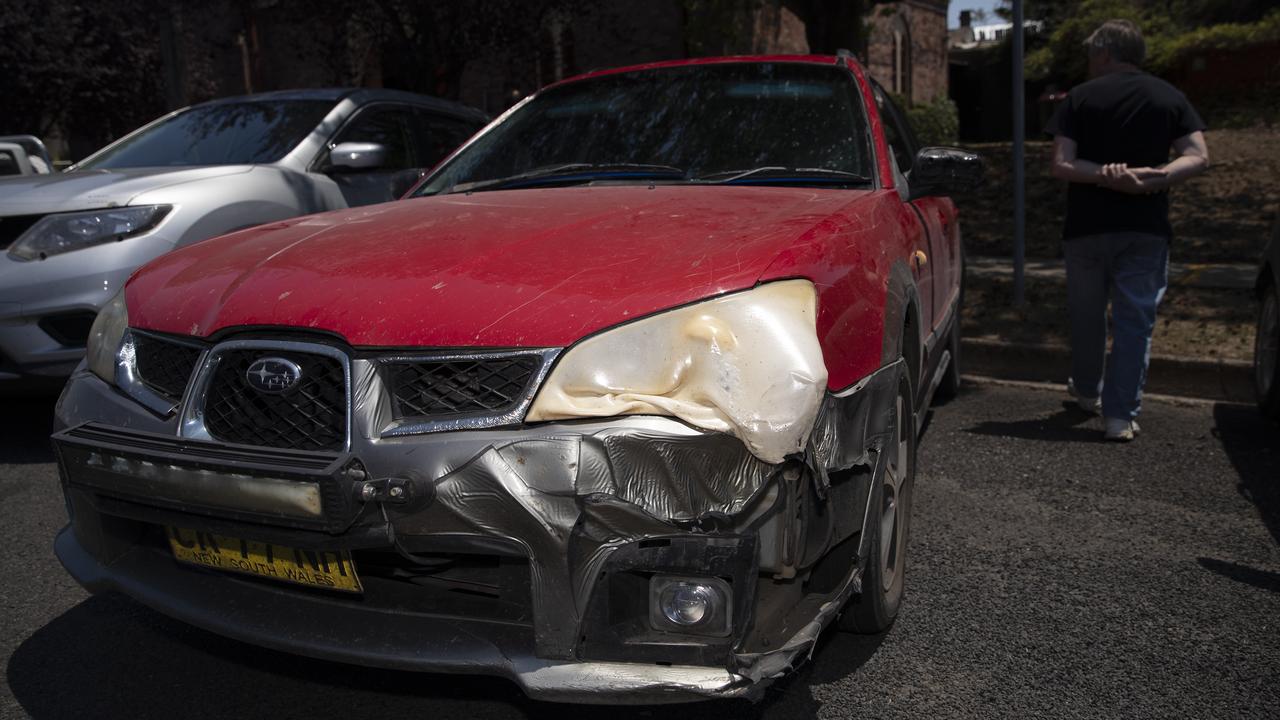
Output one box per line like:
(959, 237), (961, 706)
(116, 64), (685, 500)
(1146, 10), (1280, 72)
(901, 95), (960, 146)
(1022, 0), (1279, 84)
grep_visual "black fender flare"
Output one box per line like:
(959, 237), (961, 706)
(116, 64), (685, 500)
(881, 258), (923, 398)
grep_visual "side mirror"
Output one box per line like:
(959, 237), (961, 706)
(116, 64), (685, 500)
(328, 142), (387, 172)
(907, 147), (985, 201)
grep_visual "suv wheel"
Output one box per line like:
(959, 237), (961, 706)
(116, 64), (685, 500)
(839, 366), (916, 633)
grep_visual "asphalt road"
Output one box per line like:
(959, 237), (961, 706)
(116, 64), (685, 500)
(2, 381), (1278, 719)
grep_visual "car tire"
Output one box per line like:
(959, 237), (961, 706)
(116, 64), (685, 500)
(839, 365), (916, 633)
(1256, 278), (1280, 420)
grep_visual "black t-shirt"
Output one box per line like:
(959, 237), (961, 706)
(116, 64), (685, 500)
(1046, 70), (1205, 240)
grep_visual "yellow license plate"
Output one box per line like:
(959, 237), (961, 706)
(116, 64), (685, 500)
(167, 526), (363, 593)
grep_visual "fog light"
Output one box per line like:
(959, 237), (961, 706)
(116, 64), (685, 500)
(661, 583), (714, 626)
(649, 575), (732, 636)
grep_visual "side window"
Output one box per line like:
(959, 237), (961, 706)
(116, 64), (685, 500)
(0, 149), (21, 176)
(332, 105), (416, 169)
(872, 83), (917, 176)
(410, 109), (482, 167)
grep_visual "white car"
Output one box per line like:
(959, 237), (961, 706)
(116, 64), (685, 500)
(0, 89), (485, 388)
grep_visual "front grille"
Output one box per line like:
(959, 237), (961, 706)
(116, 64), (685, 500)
(204, 349), (346, 451)
(350, 550), (533, 623)
(38, 311), (98, 347)
(133, 333), (203, 400)
(0, 214), (44, 250)
(384, 355), (541, 419)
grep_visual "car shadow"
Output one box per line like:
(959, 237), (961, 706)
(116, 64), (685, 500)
(1196, 557), (1280, 594)
(1211, 403), (1280, 547)
(6, 593), (885, 719)
(0, 395), (56, 464)
(963, 401), (1104, 443)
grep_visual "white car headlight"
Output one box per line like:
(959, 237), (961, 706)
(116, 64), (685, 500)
(527, 279), (828, 463)
(86, 290), (129, 384)
(8, 205), (171, 261)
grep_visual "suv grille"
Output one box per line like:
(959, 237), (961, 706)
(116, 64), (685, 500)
(384, 355), (541, 419)
(204, 350), (346, 451)
(133, 333), (203, 400)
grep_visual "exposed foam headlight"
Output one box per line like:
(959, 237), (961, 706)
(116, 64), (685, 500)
(86, 290), (129, 384)
(650, 575), (732, 636)
(9, 205), (171, 261)
(525, 279), (828, 463)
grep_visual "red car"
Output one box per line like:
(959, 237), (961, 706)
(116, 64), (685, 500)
(53, 55), (981, 703)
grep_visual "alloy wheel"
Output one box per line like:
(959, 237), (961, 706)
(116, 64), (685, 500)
(880, 392), (909, 592)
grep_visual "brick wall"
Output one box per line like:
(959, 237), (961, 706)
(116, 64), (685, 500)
(863, 0), (949, 104)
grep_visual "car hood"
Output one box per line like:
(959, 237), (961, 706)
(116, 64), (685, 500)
(127, 185), (874, 347)
(0, 166), (253, 214)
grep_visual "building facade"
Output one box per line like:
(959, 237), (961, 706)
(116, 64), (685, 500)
(861, 0), (950, 104)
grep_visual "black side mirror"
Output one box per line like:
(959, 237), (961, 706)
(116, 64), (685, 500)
(907, 147), (985, 201)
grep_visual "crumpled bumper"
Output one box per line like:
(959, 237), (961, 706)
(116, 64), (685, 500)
(52, 359), (901, 702)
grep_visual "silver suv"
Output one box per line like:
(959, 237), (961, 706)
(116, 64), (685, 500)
(0, 88), (485, 387)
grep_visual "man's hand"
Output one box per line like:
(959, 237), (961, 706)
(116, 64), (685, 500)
(1100, 163), (1168, 194)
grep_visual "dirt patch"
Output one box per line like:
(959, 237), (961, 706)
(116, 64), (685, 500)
(962, 273), (1257, 361)
(960, 127), (1280, 264)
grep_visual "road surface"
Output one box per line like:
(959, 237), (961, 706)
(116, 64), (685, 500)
(2, 381), (1277, 719)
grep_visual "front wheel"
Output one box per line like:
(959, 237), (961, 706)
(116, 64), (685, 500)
(1256, 278), (1280, 419)
(839, 368), (916, 633)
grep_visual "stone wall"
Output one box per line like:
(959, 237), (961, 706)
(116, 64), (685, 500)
(863, 0), (949, 104)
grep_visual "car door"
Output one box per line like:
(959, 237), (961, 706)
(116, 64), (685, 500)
(408, 108), (483, 173)
(322, 103), (422, 207)
(872, 85), (956, 337)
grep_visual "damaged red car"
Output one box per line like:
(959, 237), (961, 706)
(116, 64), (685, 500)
(52, 55), (981, 703)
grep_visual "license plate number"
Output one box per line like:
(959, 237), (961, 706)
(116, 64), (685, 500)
(167, 526), (362, 593)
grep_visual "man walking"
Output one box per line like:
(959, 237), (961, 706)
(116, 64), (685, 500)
(1047, 19), (1209, 441)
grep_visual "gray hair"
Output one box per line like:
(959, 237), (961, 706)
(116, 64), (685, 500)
(1085, 19), (1146, 65)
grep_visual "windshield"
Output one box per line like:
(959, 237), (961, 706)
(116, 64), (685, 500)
(78, 100), (333, 169)
(416, 62), (873, 195)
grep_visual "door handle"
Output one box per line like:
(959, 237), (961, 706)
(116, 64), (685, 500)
(913, 250), (928, 268)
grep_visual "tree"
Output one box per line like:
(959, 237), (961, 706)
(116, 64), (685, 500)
(0, 0), (168, 150)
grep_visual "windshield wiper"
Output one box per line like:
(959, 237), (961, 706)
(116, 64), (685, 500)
(446, 163), (687, 194)
(698, 167), (872, 185)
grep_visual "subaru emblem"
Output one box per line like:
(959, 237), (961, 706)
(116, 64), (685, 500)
(245, 357), (303, 394)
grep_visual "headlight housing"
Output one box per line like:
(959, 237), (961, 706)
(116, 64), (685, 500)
(86, 290), (129, 384)
(84, 290), (179, 414)
(8, 205), (171, 261)
(526, 279), (828, 463)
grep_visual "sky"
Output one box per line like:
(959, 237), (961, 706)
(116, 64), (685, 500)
(948, 0), (1010, 28)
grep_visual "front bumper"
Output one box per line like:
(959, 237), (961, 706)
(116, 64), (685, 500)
(54, 527), (749, 703)
(53, 358), (899, 702)
(0, 234), (173, 382)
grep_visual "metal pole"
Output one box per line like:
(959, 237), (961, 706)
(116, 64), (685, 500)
(1012, 0), (1026, 306)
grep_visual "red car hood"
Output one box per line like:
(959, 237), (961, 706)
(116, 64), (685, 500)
(127, 185), (872, 347)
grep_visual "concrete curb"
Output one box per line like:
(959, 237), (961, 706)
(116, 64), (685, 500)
(961, 337), (1255, 403)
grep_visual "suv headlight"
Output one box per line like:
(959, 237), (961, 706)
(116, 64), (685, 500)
(8, 205), (171, 261)
(84, 290), (182, 415)
(526, 279), (828, 463)
(86, 290), (129, 383)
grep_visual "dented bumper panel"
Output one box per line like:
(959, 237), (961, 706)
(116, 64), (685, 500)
(53, 358), (902, 701)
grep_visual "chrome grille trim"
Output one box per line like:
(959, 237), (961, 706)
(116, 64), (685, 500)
(179, 340), (353, 453)
(376, 348), (560, 437)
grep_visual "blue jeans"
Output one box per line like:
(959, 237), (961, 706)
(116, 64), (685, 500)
(1064, 233), (1169, 420)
